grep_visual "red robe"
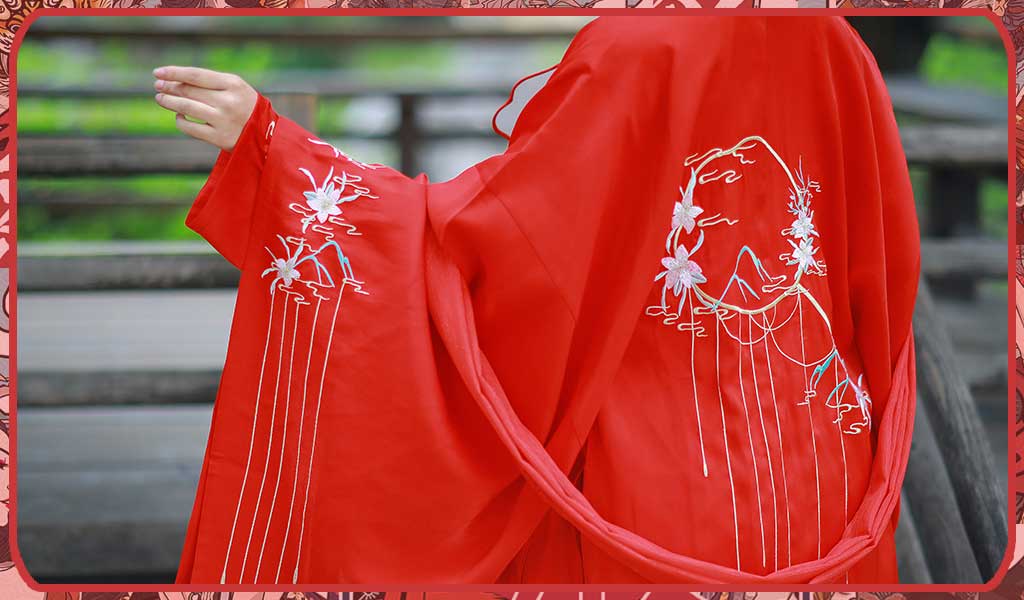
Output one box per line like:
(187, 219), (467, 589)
(176, 16), (920, 584)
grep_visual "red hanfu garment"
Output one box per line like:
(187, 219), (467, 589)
(176, 16), (920, 584)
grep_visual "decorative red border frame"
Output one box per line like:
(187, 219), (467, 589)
(0, 5), (1017, 597)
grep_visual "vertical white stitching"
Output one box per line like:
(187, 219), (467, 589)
(275, 294), (321, 582)
(747, 314), (778, 572)
(292, 283), (347, 583)
(759, 310), (791, 568)
(736, 314), (767, 568)
(797, 293), (822, 560)
(219, 289), (279, 584)
(689, 294), (708, 477)
(649, 137), (873, 569)
(715, 317), (740, 570)
(225, 143), (374, 583)
(239, 289), (291, 582)
(255, 297), (305, 580)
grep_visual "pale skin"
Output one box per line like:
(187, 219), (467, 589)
(152, 65), (258, 151)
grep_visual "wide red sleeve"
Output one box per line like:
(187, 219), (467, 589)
(425, 16), (920, 584)
(185, 93), (276, 269)
(814, 21), (921, 422)
(177, 92), (433, 584)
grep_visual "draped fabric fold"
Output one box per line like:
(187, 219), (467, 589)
(176, 16), (920, 584)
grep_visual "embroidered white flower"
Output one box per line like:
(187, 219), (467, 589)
(660, 244), (707, 295)
(852, 375), (871, 411)
(304, 182), (359, 224)
(788, 237), (819, 271)
(855, 386), (871, 411)
(790, 211), (817, 240)
(266, 257), (300, 288)
(672, 185), (704, 234)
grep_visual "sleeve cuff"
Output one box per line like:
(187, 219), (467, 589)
(185, 93), (276, 268)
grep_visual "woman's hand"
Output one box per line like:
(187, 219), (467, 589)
(152, 66), (258, 152)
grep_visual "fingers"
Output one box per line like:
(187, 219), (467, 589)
(153, 79), (219, 105)
(174, 113), (217, 145)
(155, 92), (216, 123)
(153, 65), (236, 90)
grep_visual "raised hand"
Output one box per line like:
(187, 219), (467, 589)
(152, 65), (259, 152)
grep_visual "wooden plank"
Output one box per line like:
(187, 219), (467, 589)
(16, 405), (211, 470)
(913, 278), (1009, 579)
(16, 131), (442, 176)
(18, 370), (221, 406)
(17, 242), (238, 290)
(20, 521), (183, 583)
(885, 74), (1005, 124)
(934, 286), (1008, 383)
(17, 124), (1008, 176)
(18, 288), (234, 372)
(921, 238), (1007, 280)
(17, 136), (222, 176)
(899, 125), (1007, 166)
(16, 405), (210, 581)
(895, 492), (934, 584)
(902, 394), (983, 582)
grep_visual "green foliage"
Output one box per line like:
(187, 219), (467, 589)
(980, 178), (1009, 238)
(18, 176), (206, 241)
(22, 175), (206, 198)
(919, 32), (1008, 95)
(15, 17), (1011, 243)
(18, 204), (198, 241)
(19, 98), (177, 134)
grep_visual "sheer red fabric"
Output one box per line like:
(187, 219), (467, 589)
(176, 16), (919, 584)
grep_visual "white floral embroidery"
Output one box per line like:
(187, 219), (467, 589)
(790, 212), (817, 240)
(261, 235), (308, 294)
(659, 243), (706, 294)
(787, 237), (818, 271)
(223, 136), (378, 585)
(269, 257), (299, 287)
(780, 159), (826, 276)
(849, 375), (873, 433)
(644, 135), (874, 571)
(304, 179), (360, 224)
(295, 168), (375, 235)
(672, 183), (703, 234)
